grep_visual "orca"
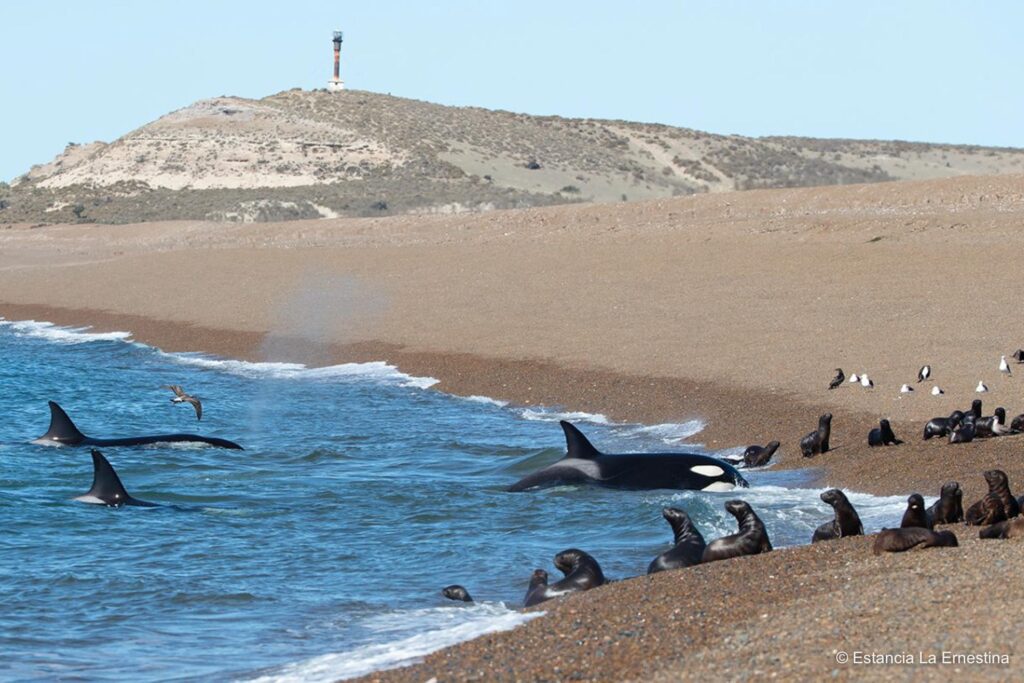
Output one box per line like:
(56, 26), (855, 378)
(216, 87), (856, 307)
(75, 449), (157, 507)
(34, 401), (243, 450)
(508, 421), (748, 492)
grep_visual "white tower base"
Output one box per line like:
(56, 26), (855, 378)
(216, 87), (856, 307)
(327, 79), (345, 92)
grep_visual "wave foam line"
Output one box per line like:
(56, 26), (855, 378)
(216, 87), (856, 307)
(0, 319), (133, 344)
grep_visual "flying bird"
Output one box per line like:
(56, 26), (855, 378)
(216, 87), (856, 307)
(918, 365), (931, 382)
(162, 384), (202, 420)
(976, 381), (989, 394)
(828, 368), (845, 390)
(1000, 355), (1012, 376)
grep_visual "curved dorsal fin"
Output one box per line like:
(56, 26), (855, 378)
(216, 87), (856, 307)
(40, 401), (87, 444)
(559, 421), (601, 459)
(81, 449), (133, 506)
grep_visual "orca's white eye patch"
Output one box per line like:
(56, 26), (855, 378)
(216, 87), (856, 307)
(691, 465), (724, 477)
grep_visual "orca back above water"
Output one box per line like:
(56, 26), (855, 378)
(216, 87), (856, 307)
(75, 449), (157, 507)
(508, 421), (748, 492)
(34, 401), (243, 450)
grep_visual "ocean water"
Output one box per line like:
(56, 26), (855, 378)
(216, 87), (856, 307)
(0, 319), (913, 682)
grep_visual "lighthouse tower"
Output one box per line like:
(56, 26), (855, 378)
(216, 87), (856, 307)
(328, 31), (345, 91)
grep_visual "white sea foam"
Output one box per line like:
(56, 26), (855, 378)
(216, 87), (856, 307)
(520, 408), (612, 424)
(0, 319), (132, 344)
(461, 395), (510, 407)
(625, 419), (706, 444)
(247, 604), (540, 682)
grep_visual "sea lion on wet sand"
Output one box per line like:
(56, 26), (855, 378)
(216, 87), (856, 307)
(441, 585), (473, 602)
(872, 528), (958, 554)
(811, 489), (864, 543)
(979, 518), (1024, 539)
(648, 507), (707, 574)
(742, 441), (780, 468)
(900, 494), (932, 530)
(923, 410), (964, 440)
(926, 482), (963, 525)
(702, 500), (773, 563)
(800, 413), (832, 458)
(965, 470), (1019, 526)
(524, 549), (606, 607)
(868, 419), (903, 447)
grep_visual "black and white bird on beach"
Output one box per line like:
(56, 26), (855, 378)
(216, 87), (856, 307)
(828, 368), (845, 390)
(162, 385), (202, 421)
(1000, 355), (1012, 377)
(918, 365), (931, 383)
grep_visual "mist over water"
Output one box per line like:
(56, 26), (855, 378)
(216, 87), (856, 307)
(0, 319), (911, 681)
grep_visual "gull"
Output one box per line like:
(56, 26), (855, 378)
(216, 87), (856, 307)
(828, 368), (845, 390)
(931, 386), (944, 396)
(860, 374), (873, 389)
(162, 384), (202, 420)
(1000, 356), (1012, 376)
(918, 365), (931, 382)
(900, 384), (914, 393)
(849, 373), (860, 383)
(976, 381), (988, 393)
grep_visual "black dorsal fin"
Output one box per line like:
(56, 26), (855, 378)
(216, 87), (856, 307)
(39, 401), (87, 444)
(559, 421), (601, 459)
(83, 449), (133, 506)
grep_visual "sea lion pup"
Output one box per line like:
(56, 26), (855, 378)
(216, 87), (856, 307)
(648, 507), (708, 574)
(868, 419), (903, 447)
(979, 518), (1024, 540)
(872, 528), (958, 554)
(923, 410), (964, 440)
(811, 489), (864, 543)
(743, 441), (780, 468)
(702, 500), (773, 563)
(949, 414), (976, 444)
(524, 550), (606, 607)
(965, 470), (1019, 526)
(1012, 414), (1024, 433)
(523, 569), (550, 608)
(900, 494), (932, 530)
(441, 585), (474, 603)
(926, 481), (964, 525)
(976, 408), (1011, 438)
(967, 399), (983, 421)
(800, 413), (833, 458)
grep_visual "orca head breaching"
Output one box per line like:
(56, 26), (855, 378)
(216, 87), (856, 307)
(507, 421), (748, 492)
(33, 401), (243, 450)
(75, 449), (157, 507)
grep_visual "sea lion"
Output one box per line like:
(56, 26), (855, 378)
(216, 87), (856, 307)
(524, 549), (606, 606)
(923, 410), (964, 440)
(976, 407), (1011, 438)
(811, 488), (864, 543)
(979, 518), (1024, 539)
(648, 507), (707, 574)
(965, 470), (1019, 526)
(1012, 414), (1024, 433)
(799, 413), (832, 458)
(949, 414), (976, 444)
(523, 569), (550, 607)
(742, 441), (780, 468)
(441, 585), (473, 603)
(926, 481), (963, 525)
(701, 500), (773, 563)
(868, 419), (903, 447)
(872, 528), (958, 554)
(900, 493), (932, 530)
(967, 399), (983, 421)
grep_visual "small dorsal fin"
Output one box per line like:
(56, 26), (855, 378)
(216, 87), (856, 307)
(81, 449), (133, 506)
(39, 401), (87, 444)
(559, 421), (601, 459)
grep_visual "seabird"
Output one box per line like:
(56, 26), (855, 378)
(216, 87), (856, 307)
(917, 365), (931, 383)
(900, 384), (914, 393)
(1000, 356), (1012, 376)
(162, 384), (203, 420)
(828, 368), (845, 390)
(860, 374), (873, 388)
(976, 381), (989, 393)
(931, 386), (944, 396)
(849, 373), (860, 383)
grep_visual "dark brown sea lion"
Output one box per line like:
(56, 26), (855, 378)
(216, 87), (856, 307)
(523, 569), (550, 608)
(742, 441), (780, 468)
(976, 408), (1011, 438)
(978, 518), (1024, 539)
(900, 493), (932, 530)
(868, 419), (903, 447)
(926, 481), (963, 525)
(965, 470), (1019, 526)
(923, 410), (964, 440)
(949, 414), (976, 444)
(702, 500), (773, 563)
(872, 528), (958, 554)
(811, 489), (864, 543)
(441, 585), (473, 602)
(524, 549), (606, 606)
(800, 413), (832, 458)
(648, 507), (707, 574)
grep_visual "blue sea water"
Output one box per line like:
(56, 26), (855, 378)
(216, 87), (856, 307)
(0, 319), (911, 682)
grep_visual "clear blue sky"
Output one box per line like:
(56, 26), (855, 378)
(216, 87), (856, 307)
(2, 1), (1021, 182)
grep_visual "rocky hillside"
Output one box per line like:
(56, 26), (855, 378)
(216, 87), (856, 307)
(4, 88), (1024, 224)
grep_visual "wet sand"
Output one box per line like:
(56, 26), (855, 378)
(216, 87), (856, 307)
(3, 173), (1024, 679)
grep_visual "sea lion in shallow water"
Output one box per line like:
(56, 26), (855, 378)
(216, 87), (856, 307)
(979, 518), (1024, 539)
(868, 419), (902, 447)
(524, 549), (606, 606)
(648, 507), (707, 574)
(702, 500), (772, 563)
(926, 481), (963, 525)
(965, 470), (1019, 526)
(923, 411), (964, 440)
(441, 585), (473, 602)
(872, 528), (958, 554)
(742, 441), (779, 468)
(900, 493), (932, 530)
(799, 413), (832, 458)
(811, 489), (864, 543)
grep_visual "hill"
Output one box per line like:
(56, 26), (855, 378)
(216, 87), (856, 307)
(3, 88), (1023, 224)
